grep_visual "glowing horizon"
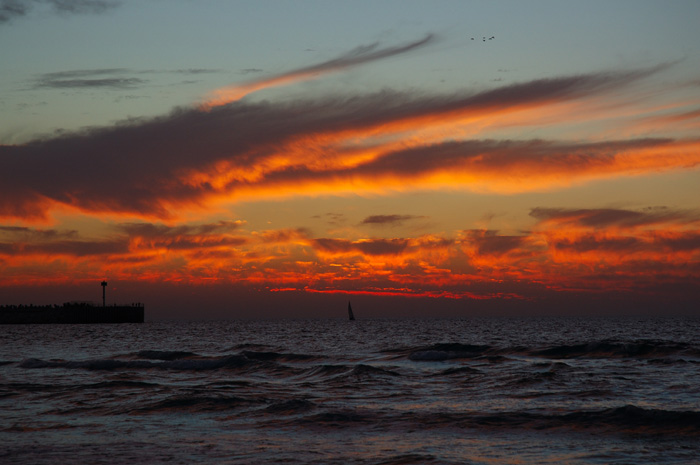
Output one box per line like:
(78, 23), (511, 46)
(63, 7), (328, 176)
(1, 2), (699, 316)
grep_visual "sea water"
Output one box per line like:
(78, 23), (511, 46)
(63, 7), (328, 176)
(1, 317), (699, 464)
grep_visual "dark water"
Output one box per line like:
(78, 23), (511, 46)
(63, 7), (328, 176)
(1, 317), (699, 464)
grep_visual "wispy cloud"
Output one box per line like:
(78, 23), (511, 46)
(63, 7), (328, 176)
(0, 220), (246, 258)
(530, 206), (700, 229)
(0, 224), (126, 256)
(45, 0), (119, 14)
(34, 69), (144, 90)
(313, 238), (411, 256)
(0, 225), (77, 241)
(37, 77), (147, 89)
(38, 69), (131, 79)
(0, 0), (30, 24)
(361, 214), (424, 226)
(32, 68), (225, 90)
(118, 221), (246, 250)
(172, 68), (224, 75)
(462, 229), (527, 256)
(0, 0), (120, 24)
(200, 34), (436, 109)
(526, 207), (700, 289)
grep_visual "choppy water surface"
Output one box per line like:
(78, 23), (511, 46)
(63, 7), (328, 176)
(1, 317), (699, 464)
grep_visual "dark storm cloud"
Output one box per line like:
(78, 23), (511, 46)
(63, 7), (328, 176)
(0, 65), (683, 221)
(361, 215), (424, 226)
(530, 207), (700, 229)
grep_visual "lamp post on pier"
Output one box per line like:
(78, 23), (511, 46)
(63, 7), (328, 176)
(101, 281), (107, 307)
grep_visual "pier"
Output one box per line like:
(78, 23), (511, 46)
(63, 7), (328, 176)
(0, 281), (144, 324)
(0, 302), (144, 324)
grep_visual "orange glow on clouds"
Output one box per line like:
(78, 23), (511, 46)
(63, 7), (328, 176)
(191, 136), (700, 209)
(201, 71), (326, 110)
(2, 63), (698, 223)
(184, 85), (700, 210)
(2, 207), (698, 304)
(1, 41), (699, 312)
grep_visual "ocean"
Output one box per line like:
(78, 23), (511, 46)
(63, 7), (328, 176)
(1, 317), (699, 464)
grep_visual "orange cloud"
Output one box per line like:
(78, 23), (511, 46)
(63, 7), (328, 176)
(2, 206), (699, 306)
(626, 103), (700, 136)
(3, 65), (690, 222)
(2, 42), (699, 312)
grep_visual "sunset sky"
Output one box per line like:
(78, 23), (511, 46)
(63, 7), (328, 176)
(1, 0), (699, 318)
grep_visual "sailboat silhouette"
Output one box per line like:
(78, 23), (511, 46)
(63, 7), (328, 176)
(348, 301), (355, 321)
